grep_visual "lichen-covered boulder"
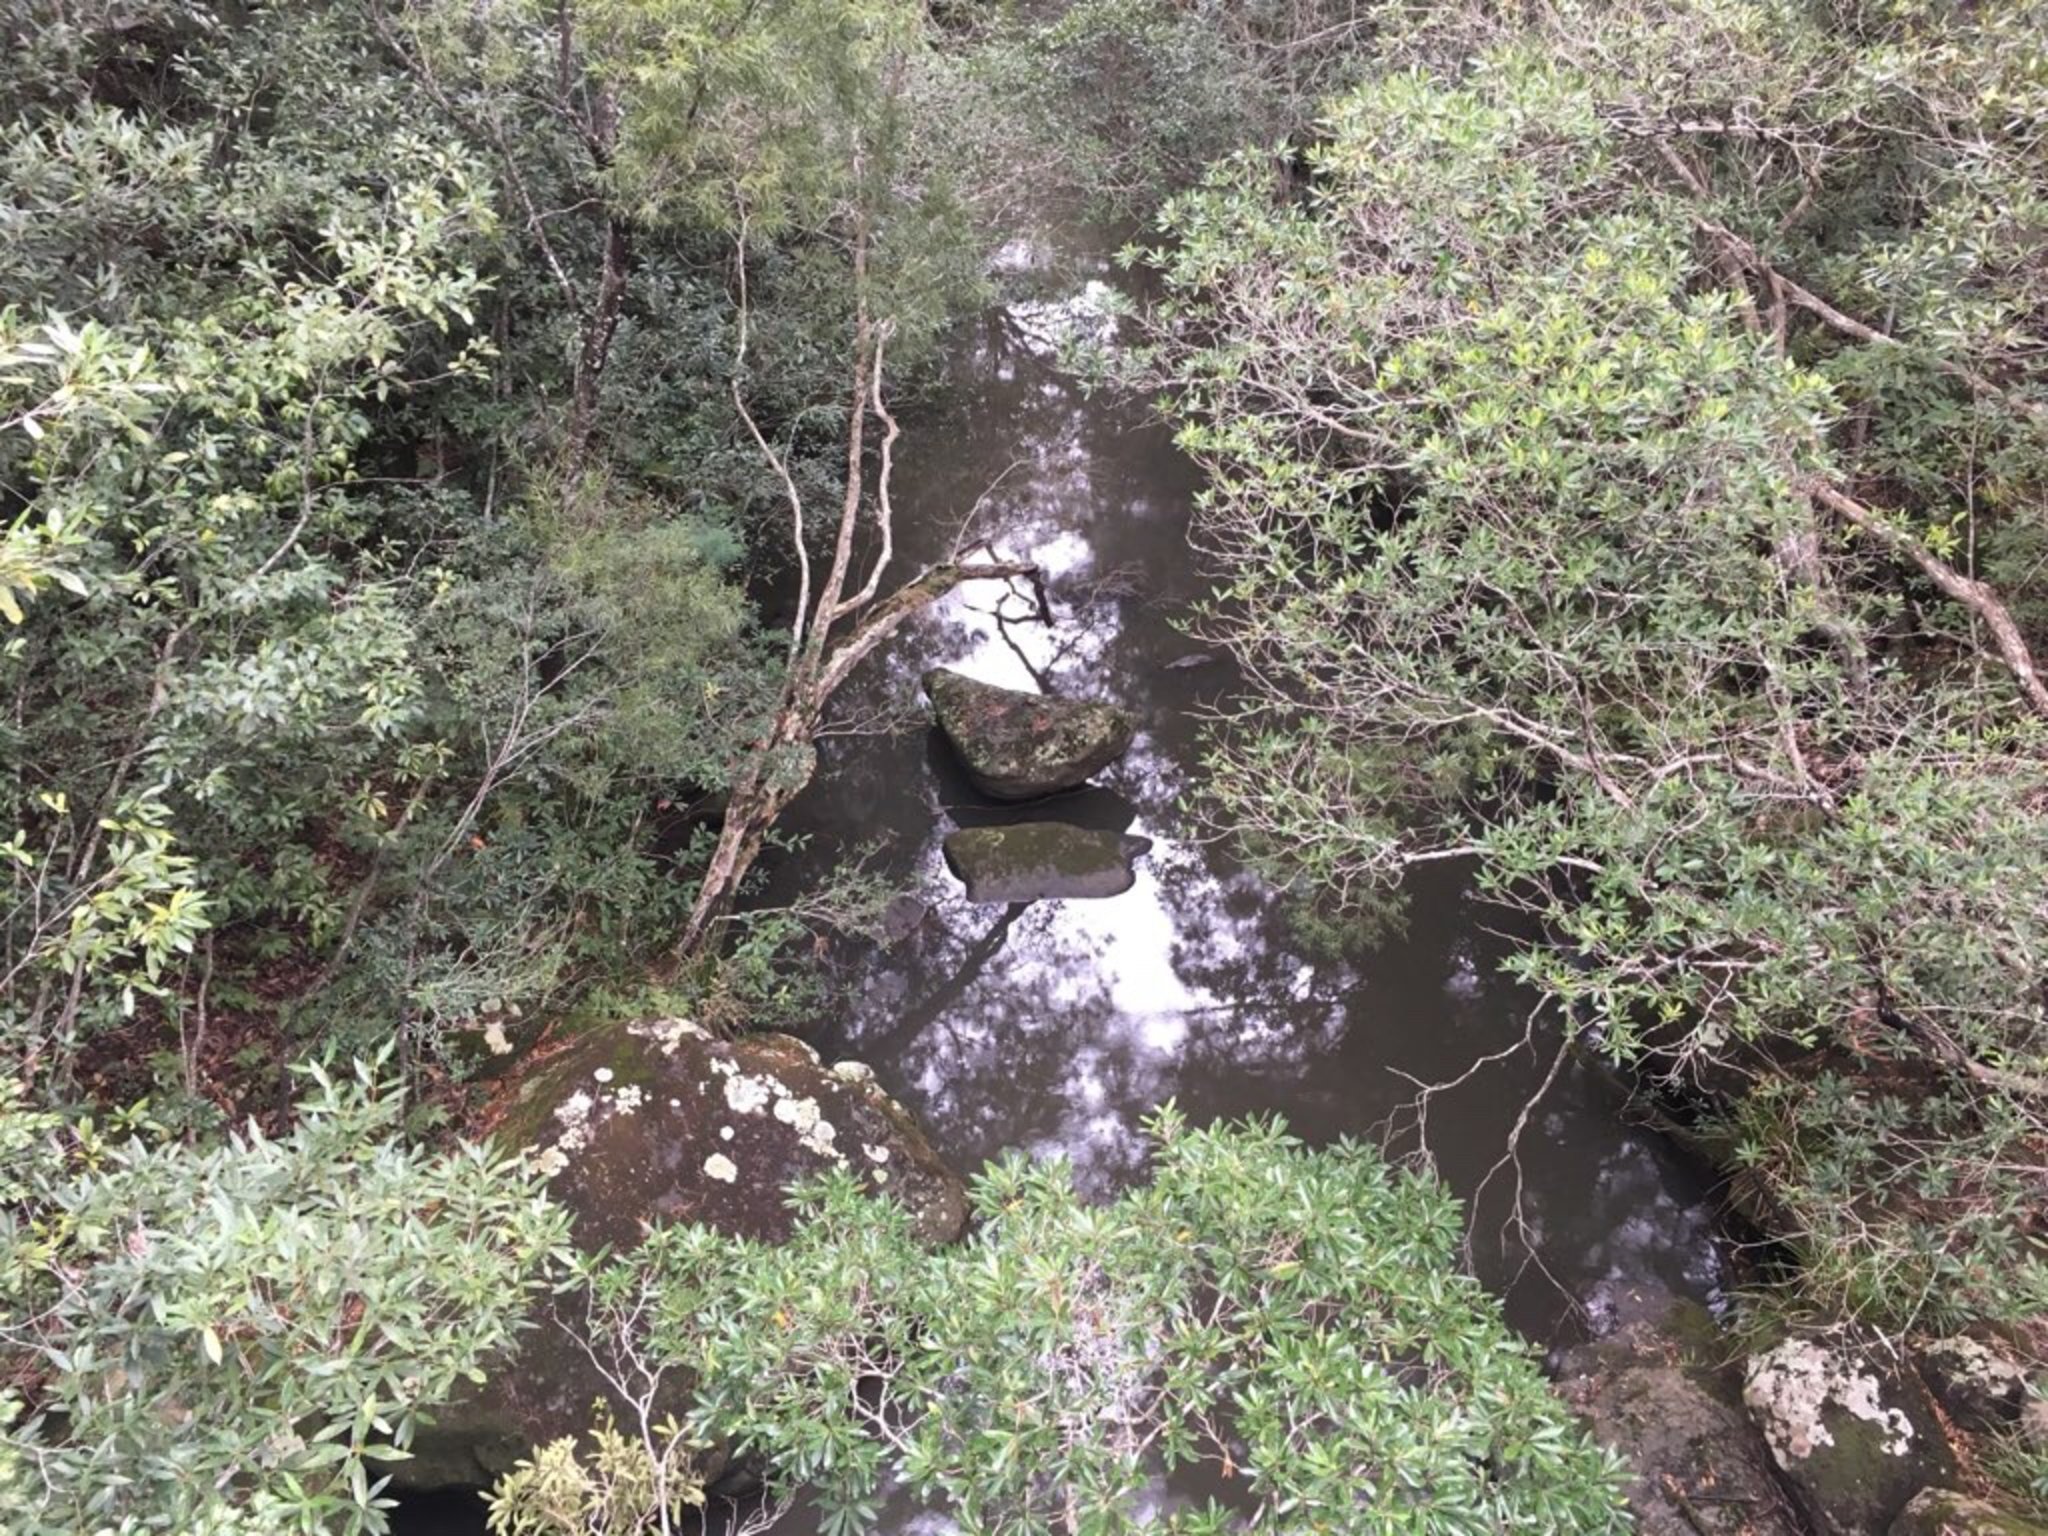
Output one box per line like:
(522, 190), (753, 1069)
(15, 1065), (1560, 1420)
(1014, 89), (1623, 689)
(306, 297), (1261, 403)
(1890, 1489), (2048, 1536)
(395, 1020), (967, 1494)
(508, 1019), (968, 1249)
(1916, 1337), (2030, 1433)
(924, 668), (1135, 800)
(1744, 1331), (1956, 1536)
(942, 821), (1151, 903)
(1555, 1301), (1800, 1536)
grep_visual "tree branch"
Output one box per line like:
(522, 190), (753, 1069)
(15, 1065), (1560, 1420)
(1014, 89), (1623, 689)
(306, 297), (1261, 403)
(1807, 477), (2048, 719)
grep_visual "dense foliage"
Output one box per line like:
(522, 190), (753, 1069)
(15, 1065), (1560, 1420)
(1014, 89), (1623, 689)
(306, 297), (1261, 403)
(954, 0), (1373, 218)
(0, 1062), (565, 1533)
(4, 1), (709, 1091)
(16, 0), (2048, 1529)
(490, 1112), (1628, 1536)
(0, 0), (998, 1101)
(1146, 0), (2048, 1330)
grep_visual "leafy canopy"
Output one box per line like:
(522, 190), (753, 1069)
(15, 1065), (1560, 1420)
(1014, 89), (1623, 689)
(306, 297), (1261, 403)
(0, 1061), (568, 1535)
(1143, 0), (2048, 1330)
(495, 1112), (1628, 1536)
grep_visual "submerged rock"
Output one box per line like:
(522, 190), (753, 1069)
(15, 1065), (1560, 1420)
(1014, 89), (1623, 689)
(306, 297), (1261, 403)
(1555, 1301), (1800, 1536)
(396, 1020), (967, 1494)
(1744, 1330), (1956, 1536)
(943, 821), (1152, 903)
(1891, 1489), (2048, 1536)
(924, 667), (1134, 800)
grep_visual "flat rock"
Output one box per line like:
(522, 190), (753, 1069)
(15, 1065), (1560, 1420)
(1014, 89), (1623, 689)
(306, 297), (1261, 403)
(943, 821), (1151, 903)
(1555, 1301), (1800, 1536)
(1745, 1329), (1956, 1536)
(396, 1020), (966, 1493)
(924, 667), (1134, 800)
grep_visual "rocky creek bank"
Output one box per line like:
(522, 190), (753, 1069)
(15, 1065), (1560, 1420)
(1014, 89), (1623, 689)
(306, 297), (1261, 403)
(404, 669), (2048, 1532)
(1557, 1297), (2048, 1536)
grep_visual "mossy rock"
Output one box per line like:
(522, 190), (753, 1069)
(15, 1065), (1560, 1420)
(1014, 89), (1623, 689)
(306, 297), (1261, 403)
(1890, 1489), (2048, 1536)
(396, 1020), (967, 1495)
(1745, 1329), (1957, 1536)
(439, 1008), (546, 1080)
(1916, 1336), (2030, 1433)
(1555, 1302), (1800, 1536)
(504, 1019), (967, 1250)
(924, 667), (1135, 800)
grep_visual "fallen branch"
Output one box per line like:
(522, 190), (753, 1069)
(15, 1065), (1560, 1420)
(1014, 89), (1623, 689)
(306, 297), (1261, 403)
(817, 558), (1045, 699)
(1704, 231), (2041, 427)
(1878, 994), (2048, 1101)
(1806, 478), (2048, 720)
(1642, 138), (2045, 427)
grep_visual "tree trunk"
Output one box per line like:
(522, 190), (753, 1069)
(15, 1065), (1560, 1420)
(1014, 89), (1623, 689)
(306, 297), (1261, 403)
(675, 557), (1045, 961)
(1807, 478), (2048, 720)
(564, 212), (631, 498)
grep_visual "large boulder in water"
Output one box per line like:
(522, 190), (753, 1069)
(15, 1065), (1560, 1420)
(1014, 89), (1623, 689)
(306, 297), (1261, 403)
(943, 821), (1151, 903)
(1744, 1330), (1956, 1536)
(1554, 1300), (1801, 1536)
(924, 668), (1134, 800)
(395, 1019), (967, 1494)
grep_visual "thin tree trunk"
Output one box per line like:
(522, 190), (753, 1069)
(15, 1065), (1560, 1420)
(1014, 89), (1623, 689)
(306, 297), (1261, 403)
(676, 555), (1044, 960)
(564, 212), (631, 498)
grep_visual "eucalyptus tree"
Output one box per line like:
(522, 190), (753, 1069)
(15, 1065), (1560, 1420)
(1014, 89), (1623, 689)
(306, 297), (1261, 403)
(1145, 0), (2048, 1328)
(370, 0), (1040, 961)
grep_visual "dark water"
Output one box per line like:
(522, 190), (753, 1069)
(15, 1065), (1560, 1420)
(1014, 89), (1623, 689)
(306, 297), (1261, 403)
(395, 230), (1724, 1536)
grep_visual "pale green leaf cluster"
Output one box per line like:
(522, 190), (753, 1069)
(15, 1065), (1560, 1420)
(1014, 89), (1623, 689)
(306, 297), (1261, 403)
(0, 1059), (568, 1535)
(1146, 0), (2048, 1331)
(563, 1112), (1628, 1536)
(487, 1409), (707, 1536)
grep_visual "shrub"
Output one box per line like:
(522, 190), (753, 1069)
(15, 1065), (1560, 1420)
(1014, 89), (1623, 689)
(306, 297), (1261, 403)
(0, 1061), (568, 1534)
(495, 1111), (1628, 1536)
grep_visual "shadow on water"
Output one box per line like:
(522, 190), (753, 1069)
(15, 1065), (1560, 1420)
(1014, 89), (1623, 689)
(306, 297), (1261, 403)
(394, 229), (1726, 1536)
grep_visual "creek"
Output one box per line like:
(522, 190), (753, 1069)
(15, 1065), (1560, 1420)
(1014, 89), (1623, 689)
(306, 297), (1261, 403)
(397, 222), (1728, 1536)
(764, 223), (1725, 1344)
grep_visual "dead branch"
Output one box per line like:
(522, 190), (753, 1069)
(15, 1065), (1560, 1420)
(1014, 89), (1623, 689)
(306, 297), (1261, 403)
(1807, 478), (2048, 719)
